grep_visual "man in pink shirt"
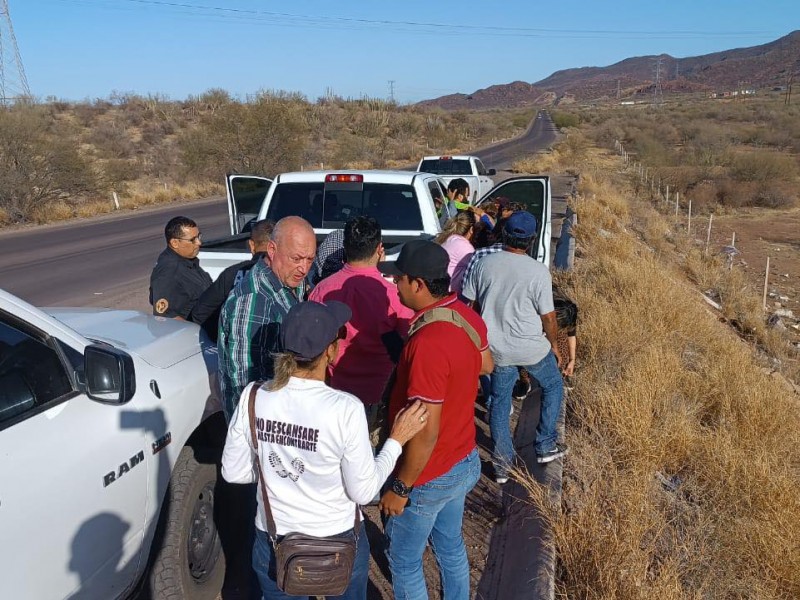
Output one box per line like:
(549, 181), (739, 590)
(309, 216), (414, 437)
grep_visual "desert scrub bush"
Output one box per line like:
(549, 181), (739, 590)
(87, 121), (136, 159)
(179, 91), (308, 178)
(727, 150), (797, 183)
(552, 110), (580, 129)
(0, 105), (98, 222)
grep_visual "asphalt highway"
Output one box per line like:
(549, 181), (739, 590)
(474, 110), (558, 170)
(0, 111), (559, 311)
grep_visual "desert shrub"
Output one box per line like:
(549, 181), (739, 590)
(87, 121), (135, 159)
(179, 94), (307, 178)
(0, 106), (97, 222)
(552, 111), (580, 129)
(727, 150), (797, 183)
(103, 158), (142, 190)
(335, 133), (376, 168)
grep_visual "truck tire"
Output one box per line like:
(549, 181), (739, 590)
(147, 444), (225, 600)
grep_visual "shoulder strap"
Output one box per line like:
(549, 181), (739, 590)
(247, 381), (278, 539)
(247, 381), (360, 539)
(408, 306), (482, 350)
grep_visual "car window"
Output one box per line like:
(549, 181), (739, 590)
(265, 182), (325, 227)
(485, 180), (546, 221)
(266, 183), (422, 231)
(230, 177), (271, 215)
(428, 180), (444, 205)
(475, 160), (487, 176)
(0, 318), (73, 427)
(419, 159), (473, 176)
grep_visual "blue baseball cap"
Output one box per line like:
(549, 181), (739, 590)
(503, 211), (538, 239)
(280, 301), (351, 360)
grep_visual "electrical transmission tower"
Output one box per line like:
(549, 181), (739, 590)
(388, 80), (395, 103)
(652, 57), (664, 107)
(0, 0), (31, 103)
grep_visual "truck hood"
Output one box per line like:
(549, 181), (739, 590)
(45, 308), (207, 369)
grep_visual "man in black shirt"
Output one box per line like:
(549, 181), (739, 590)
(190, 219), (274, 341)
(149, 216), (212, 319)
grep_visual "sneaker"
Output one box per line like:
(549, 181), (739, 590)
(536, 443), (568, 464)
(512, 378), (532, 400)
(495, 476), (509, 485)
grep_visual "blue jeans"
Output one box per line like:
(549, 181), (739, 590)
(252, 521), (369, 600)
(384, 448), (481, 600)
(490, 352), (563, 476)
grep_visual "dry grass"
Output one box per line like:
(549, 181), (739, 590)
(25, 181), (222, 225)
(518, 145), (800, 599)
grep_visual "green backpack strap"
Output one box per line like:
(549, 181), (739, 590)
(407, 307), (482, 350)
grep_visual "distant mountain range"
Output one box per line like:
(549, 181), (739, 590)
(418, 30), (800, 110)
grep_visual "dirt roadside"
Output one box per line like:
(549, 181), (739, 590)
(711, 207), (800, 347)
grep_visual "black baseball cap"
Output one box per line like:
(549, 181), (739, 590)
(280, 301), (351, 360)
(378, 239), (449, 279)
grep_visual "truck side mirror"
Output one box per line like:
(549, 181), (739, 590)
(84, 344), (136, 404)
(488, 168), (496, 176)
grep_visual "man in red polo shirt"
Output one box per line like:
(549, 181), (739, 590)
(378, 240), (493, 600)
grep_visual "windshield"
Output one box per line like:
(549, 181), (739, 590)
(419, 159), (472, 176)
(265, 182), (423, 230)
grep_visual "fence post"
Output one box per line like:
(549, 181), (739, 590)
(705, 214), (713, 255)
(763, 257), (770, 311)
(112, 192), (120, 210)
(687, 200), (692, 237)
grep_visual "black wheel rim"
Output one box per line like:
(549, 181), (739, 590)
(187, 481), (221, 583)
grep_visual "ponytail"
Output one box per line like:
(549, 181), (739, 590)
(435, 209), (478, 244)
(268, 352), (324, 391)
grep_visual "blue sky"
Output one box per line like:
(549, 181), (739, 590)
(10, 0), (800, 103)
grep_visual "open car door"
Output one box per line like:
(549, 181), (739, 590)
(477, 176), (552, 266)
(225, 174), (273, 235)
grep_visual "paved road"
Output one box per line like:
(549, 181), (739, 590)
(0, 111), (559, 311)
(474, 110), (558, 171)
(0, 198), (231, 310)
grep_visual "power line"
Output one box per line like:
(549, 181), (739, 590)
(59, 0), (780, 40)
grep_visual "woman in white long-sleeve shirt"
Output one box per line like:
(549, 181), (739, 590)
(222, 299), (427, 600)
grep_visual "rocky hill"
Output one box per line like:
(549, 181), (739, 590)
(419, 30), (800, 109)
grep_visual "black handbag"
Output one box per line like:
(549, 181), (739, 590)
(247, 382), (359, 596)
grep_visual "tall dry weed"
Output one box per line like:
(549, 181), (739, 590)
(520, 147), (800, 599)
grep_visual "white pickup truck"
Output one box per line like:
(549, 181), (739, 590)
(417, 155), (496, 205)
(199, 170), (553, 279)
(0, 289), (227, 599)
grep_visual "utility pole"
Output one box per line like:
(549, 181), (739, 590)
(785, 73), (794, 106)
(0, 0), (31, 104)
(388, 80), (395, 103)
(616, 79), (621, 100)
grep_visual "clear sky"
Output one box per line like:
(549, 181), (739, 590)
(9, 0), (800, 103)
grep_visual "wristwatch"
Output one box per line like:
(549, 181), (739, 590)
(390, 477), (413, 498)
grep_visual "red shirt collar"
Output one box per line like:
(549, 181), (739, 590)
(410, 293), (458, 325)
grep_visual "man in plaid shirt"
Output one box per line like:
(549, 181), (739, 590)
(218, 216), (316, 421)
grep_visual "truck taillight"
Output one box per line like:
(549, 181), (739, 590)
(325, 174), (364, 183)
